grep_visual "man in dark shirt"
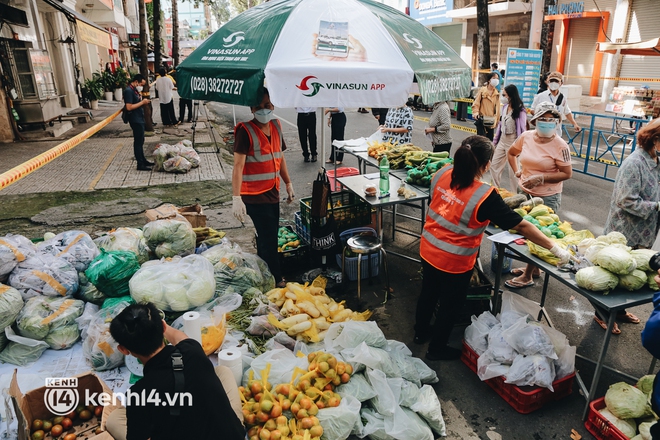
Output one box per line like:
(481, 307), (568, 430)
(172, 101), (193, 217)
(123, 75), (153, 171)
(105, 303), (245, 440)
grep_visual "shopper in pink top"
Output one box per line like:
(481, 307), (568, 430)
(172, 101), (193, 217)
(504, 102), (573, 288)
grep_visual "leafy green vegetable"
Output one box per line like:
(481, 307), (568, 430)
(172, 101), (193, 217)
(631, 249), (657, 272)
(599, 408), (637, 438)
(143, 219), (196, 258)
(595, 246), (637, 275)
(575, 266), (619, 292)
(617, 269), (647, 291)
(637, 375), (656, 395)
(44, 324), (80, 350)
(0, 284), (24, 351)
(605, 382), (652, 419)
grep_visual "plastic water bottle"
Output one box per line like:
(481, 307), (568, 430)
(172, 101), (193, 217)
(379, 155), (390, 194)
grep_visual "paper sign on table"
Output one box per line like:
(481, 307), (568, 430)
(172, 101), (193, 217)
(487, 230), (524, 244)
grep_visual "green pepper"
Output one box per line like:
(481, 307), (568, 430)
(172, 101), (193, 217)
(555, 230), (565, 239)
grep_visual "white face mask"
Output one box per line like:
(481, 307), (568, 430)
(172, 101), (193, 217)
(490, 78), (500, 87)
(548, 82), (560, 91)
(254, 108), (273, 124)
(136, 86), (143, 92)
(500, 96), (509, 105)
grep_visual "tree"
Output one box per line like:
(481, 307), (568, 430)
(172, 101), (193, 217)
(476, 0), (491, 87)
(540, 0), (555, 76)
(153, 0), (162, 72)
(138, 0), (154, 132)
(210, 0), (231, 24)
(230, 0), (260, 14)
(172, 0), (180, 66)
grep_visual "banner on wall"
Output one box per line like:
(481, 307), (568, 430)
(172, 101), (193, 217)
(504, 48), (543, 109)
(408, 0), (453, 26)
(77, 20), (112, 49)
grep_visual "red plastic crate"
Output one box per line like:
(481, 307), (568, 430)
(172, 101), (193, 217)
(584, 397), (629, 440)
(461, 340), (576, 414)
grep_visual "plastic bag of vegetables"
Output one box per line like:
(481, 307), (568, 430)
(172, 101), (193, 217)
(171, 300), (226, 355)
(75, 271), (106, 305)
(0, 284), (24, 352)
(201, 240), (242, 265)
(618, 269), (647, 291)
(129, 254), (215, 312)
(143, 219), (196, 258)
(163, 156), (192, 173)
(38, 230), (99, 272)
(0, 327), (49, 366)
(8, 252), (79, 300)
(213, 249), (275, 295)
(16, 296), (85, 350)
(595, 245), (637, 275)
(94, 227), (151, 264)
(0, 234), (37, 282)
(575, 266), (619, 292)
(82, 300), (131, 370)
(175, 143), (201, 168)
(86, 249), (140, 298)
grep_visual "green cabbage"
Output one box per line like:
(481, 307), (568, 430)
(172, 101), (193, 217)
(596, 231), (628, 246)
(44, 324), (80, 350)
(143, 220), (196, 258)
(575, 266), (619, 292)
(605, 382), (652, 419)
(637, 375), (656, 395)
(618, 269), (647, 291)
(631, 249), (657, 272)
(648, 272), (660, 291)
(595, 246), (637, 275)
(0, 340), (49, 366)
(639, 421), (656, 440)
(599, 408), (637, 438)
(17, 315), (50, 340)
(0, 285), (24, 351)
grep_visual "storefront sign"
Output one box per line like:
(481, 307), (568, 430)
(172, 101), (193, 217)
(128, 33), (140, 42)
(408, 0), (453, 26)
(78, 21), (112, 49)
(547, 1), (584, 16)
(30, 49), (58, 99)
(504, 48), (543, 109)
(111, 33), (119, 50)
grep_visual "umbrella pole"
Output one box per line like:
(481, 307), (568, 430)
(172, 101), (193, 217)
(321, 107), (326, 165)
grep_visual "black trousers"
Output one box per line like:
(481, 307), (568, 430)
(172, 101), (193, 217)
(372, 108), (388, 126)
(433, 142), (452, 153)
(160, 101), (177, 126)
(129, 121), (148, 167)
(415, 259), (473, 353)
(475, 119), (495, 141)
(179, 98), (193, 122)
(456, 102), (469, 120)
(245, 202), (281, 282)
(329, 112), (346, 162)
(297, 112), (317, 158)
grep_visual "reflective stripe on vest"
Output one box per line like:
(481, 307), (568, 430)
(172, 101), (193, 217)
(238, 120), (283, 195)
(421, 166), (494, 273)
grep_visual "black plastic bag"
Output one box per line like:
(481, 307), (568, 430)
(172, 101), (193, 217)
(311, 168), (330, 219)
(310, 215), (341, 257)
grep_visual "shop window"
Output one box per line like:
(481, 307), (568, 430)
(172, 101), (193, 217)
(0, 39), (38, 100)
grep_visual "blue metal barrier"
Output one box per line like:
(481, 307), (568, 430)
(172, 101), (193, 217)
(564, 112), (648, 181)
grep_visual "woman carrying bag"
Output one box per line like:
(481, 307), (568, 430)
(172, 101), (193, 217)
(472, 72), (501, 141)
(490, 84), (527, 192)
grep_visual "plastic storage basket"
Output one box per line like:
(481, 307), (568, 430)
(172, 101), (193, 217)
(299, 190), (372, 233)
(461, 341), (575, 414)
(584, 397), (630, 440)
(327, 167), (360, 192)
(336, 227), (380, 281)
(294, 212), (310, 245)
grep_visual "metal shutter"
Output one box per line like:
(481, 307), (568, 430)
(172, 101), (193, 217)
(618, 0), (660, 88)
(490, 32), (521, 67)
(565, 18), (600, 94)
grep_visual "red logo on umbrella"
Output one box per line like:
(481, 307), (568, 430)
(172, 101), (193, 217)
(296, 76), (324, 97)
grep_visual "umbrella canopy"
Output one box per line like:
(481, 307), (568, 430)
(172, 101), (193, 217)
(177, 0), (471, 107)
(597, 38), (660, 56)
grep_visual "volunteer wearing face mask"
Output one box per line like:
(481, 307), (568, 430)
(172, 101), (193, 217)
(504, 102), (573, 289)
(472, 72), (501, 141)
(599, 118), (660, 334)
(123, 74), (153, 171)
(531, 71), (581, 136)
(232, 88), (294, 289)
(490, 84), (527, 192)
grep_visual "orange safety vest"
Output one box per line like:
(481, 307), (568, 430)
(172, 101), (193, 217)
(237, 120), (284, 195)
(420, 166), (495, 274)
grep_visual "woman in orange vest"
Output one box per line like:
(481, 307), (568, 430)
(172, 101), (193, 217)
(232, 89), (295, 288)
(414, 135), (573, 361)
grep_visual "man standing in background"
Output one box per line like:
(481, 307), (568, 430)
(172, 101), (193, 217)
(296, 107), (318, 162)
(155, 68), (177, 127)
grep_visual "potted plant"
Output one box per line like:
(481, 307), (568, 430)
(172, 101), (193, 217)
(83, 74), (104, 110)
(113, 67), (129, 101)
(101, 70), (115, 101)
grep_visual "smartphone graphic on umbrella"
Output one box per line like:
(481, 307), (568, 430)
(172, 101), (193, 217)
(316, 20), (349, 58)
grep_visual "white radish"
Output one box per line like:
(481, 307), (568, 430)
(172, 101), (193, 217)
(312, 317), (330, 331)
(286, 320), (312, 336)
(297, 301), (321, 318)
(280, 313), (310, 327)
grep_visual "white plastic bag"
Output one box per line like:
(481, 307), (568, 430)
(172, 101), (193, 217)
(386, 341), (421, 386)
(0, 234), (37, 282)
(163, 156), (192, 173)
(82, 300), (130, 370)
(367, 368), (398, 416)
(359, 407), (396, 440)
(464, 312), (497, 355)
(477, 349), (510, 381)
(345, 343), (400, 378)
(38, 230), (99, 272)
(500, 290), (540, 321)
(504, 354), (556, 391)
(316, 395), (362, 440)
(393, 378), (421, 408)
(324, 321), (388, 351)
(554, 345), (576, 379)
(143, 219), (196, 258)
(9, 253), (79, 300)
(499, 310), (529, 329)
(410, 385), (447, 437)
(336, 372), (377, 402)
(487, 323), (516, 364)
(384, 406), (434, 440)
(408, 356), (439, 384)
(248, 348), (308, 386)
(94, 227), (151, 264)
(501, 317), (557, 359)
(0, 327), (49, 366)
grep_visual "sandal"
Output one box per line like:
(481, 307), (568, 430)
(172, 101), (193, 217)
(276, 280), (287, 288)
(504, 276), (535, 289)
(594, 315), (621, 335)
(325, 159), (334, 164)
(617, 311), (641, 324)
(510, 268), (544, 278)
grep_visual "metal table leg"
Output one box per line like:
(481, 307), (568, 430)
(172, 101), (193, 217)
(582, 311), (617, 420)
(491, 242), (506, 314)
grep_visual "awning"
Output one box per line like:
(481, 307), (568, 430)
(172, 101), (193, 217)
(42, 0), (111, 49)
(597, 38), (660, 56)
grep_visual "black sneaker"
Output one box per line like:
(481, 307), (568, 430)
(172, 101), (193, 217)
(311, 155), (318, 162)
(304, 157), (310, 162)
(425, 346), (461, 361)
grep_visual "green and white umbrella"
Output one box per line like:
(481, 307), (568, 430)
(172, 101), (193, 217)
(177, 0), (471, 108)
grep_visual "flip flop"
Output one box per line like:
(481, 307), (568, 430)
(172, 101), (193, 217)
(504, 277), (535, 289)
(276, 280), (287, 288)
(616, 311), (641, 324)
(510, 268), (544, 278)
(594, 315), (621, 334)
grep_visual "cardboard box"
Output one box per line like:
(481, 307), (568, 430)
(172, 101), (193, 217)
(144, 203), (206, 227)
(177, 203), (207, 228)
(9, 370), (118, 440)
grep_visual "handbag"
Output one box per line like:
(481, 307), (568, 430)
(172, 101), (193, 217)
(482, 115), (496, 129)
(121, 105), (130, 124)
(311, 169), (330, 218)
(310, 214), (341, 257)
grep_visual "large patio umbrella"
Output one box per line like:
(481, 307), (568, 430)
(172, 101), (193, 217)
(176, 0), (471, 109)
(597, 38), (660, 56)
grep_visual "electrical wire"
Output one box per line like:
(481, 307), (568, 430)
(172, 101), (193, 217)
(591, 0), (613, 42)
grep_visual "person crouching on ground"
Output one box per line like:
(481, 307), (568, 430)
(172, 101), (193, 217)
(414, 135), (573, 361)
(105, 302), (245, 440)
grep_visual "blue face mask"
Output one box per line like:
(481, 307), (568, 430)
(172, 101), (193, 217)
(536, 121), (556, 137)
(254, 108), (273, 124)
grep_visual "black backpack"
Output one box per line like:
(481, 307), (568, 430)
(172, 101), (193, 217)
(121, 105), (129, 124)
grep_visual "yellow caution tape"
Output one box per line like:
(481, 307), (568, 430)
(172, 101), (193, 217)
(0, 109), (121, 191)
(0, 239), (25, 262)
(32, 270), (67, 296)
